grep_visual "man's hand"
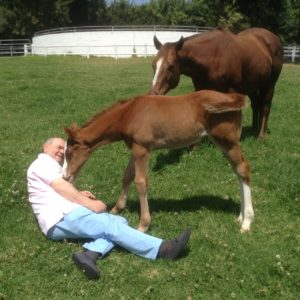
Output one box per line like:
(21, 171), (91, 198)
(80, 190), (96, 199)
(87, 199), (107, 213)
(80, 191), (107, 213)
(51, 178), (107, 213)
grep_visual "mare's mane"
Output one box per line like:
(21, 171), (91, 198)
(183, 27), (230, 43)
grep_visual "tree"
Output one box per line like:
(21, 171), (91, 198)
(217, 2), (249, 32)
(279, 0), (300, 43)
(106, 0), (135, 25)
(235, 0), (285, 32)
(0, 0), (74, 38)
(0, 0), (299, 43)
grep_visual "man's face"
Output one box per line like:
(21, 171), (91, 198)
(44, 138), (65, 165)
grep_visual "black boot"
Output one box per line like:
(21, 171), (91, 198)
(72, 250), (100, 279)
(158, 228), (191, 260)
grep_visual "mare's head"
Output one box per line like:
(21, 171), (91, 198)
(63, 124), (91, 182)
(150, 35), (184, 95)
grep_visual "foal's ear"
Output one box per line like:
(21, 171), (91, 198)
(64, 127), (73, 138)
(64, 123), (79, 138)
(70, 123), (79, 131)
(175, 36), (184, 51)
(153, 35), (162, 50)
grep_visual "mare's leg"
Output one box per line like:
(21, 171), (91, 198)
(249, 91), (260, 131)
(111, 156), (135, 214)
(132, 143), (151, 232)
(211, 135), (254, 232)
(258, 86), (275, 139)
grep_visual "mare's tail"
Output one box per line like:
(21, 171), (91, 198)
(203, 92), (247, 113)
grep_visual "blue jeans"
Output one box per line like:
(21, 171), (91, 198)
(47, 206), (162, 260)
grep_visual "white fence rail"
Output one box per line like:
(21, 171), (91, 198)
(0, 39), (31, 56)
(31, 44), (158, 58)
(283, 45), (300, 63)
(1, 38), (300, 63)
(30, 44), (300, 61)
(34, 25), (211, 36)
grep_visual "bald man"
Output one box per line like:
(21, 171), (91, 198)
(27, 137), (191, 280)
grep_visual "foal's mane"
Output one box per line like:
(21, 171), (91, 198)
(82, 98), (132, 128)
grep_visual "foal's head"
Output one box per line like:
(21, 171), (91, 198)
(63, 124), (91, 182)
(150, 35), (184, 95)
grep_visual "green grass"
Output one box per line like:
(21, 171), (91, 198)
(0, 56), (299, 299)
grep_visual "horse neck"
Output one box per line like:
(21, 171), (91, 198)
(178, 47), (197, 77)
(80, 102), (128, 149)
(178, 31), (230, 76)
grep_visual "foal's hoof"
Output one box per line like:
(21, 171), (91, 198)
(137, 224), (149, 233)
(110, 207), (118, 214)
(110, 205), (125, 214)
(236, 215), (243, 225)
(240, 221), (251, 233)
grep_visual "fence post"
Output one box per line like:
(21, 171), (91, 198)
(24, 44), (28, 56)
(114, 45), (118, 60)
(292, 46), (296, 63)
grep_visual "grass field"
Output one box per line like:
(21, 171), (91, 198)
(0, 56), (299, 300)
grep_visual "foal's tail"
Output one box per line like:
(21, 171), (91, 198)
(203, 92), (247, 114)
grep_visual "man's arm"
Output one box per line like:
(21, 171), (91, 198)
(51, 178), (107, 213)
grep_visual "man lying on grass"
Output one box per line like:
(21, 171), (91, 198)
(26, 137), (191, 280)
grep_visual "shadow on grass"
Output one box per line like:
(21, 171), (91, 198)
(241, 126), (258, 140)
(127, 194), (239, 215)
(152, 138), (212, 173)
(152, 148), (190, 172)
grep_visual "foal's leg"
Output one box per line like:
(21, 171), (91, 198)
(226, 143), (254, 232)
(111, 156), (135, 214)
(212, 136), (254, 232)
(132, 144), (151, 232)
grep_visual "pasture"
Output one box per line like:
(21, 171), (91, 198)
(0, 56), (299, 299)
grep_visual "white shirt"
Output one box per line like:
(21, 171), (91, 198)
(27, 153), (80, 235)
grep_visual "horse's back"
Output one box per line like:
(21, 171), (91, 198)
(238, 28), (282, 59)
(127, 91), (245, 127)
(184, 27), (236, 55)
(124, 91), (244, 149)
(185, 27), (282, 73)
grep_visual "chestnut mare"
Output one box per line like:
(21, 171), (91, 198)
(64, 90), (254, 233)
(150, 27), (283, 139)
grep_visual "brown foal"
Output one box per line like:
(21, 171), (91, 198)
(64, 90), (254, 233)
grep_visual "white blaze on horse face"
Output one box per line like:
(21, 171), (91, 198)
(152, 58), (164, 87)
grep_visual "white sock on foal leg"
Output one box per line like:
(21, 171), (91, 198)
(240, 180), (254, 232)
